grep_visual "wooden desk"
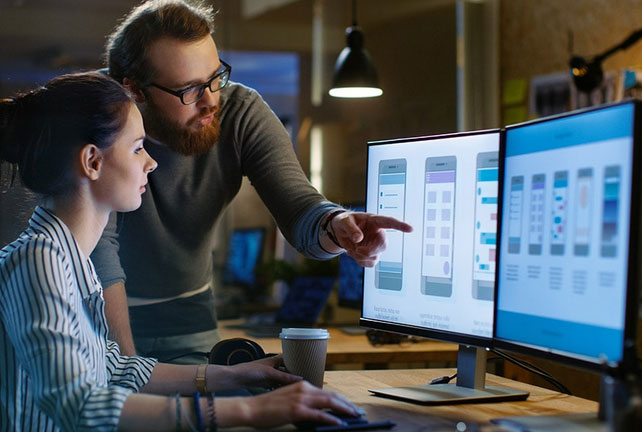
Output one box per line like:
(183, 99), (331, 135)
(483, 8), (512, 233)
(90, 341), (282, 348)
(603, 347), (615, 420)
(218, 320), (459, 367)
(223, 368), (599, 431)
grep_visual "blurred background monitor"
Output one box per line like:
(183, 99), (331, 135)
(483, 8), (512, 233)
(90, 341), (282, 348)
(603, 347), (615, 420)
(222, 228), (266, 288)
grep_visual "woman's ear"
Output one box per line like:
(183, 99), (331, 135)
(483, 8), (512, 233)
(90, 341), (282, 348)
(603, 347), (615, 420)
(123, 77), (146, 103)
(79, 143), (103, 181)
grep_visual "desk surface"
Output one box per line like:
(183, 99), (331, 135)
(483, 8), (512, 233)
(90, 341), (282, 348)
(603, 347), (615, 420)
(223, 368), (599, 431)
(218, 319), (459, 365)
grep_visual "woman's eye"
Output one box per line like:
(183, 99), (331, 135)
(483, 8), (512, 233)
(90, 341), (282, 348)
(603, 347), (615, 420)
(134, 147), (143, 154)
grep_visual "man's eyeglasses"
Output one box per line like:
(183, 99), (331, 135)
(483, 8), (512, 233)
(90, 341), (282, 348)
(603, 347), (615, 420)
(148, 60), (232, 105)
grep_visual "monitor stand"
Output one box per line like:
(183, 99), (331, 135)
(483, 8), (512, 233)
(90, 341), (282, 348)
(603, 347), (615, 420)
(490, 375), (622, 431)
(368, 345), (529, 405)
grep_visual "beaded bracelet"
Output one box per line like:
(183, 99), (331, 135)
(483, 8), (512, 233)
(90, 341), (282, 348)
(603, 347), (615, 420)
(175, 394), (182, 432)
(321, 209), (346, 249)
(194, 392), (205, 432)
(207, 392), (218, 432)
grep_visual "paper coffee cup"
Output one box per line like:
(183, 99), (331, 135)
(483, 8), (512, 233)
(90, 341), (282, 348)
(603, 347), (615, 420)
(280, 328), (330, 388)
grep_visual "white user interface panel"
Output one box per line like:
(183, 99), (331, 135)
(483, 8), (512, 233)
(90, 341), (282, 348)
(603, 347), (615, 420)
(363, 131), (500, 339)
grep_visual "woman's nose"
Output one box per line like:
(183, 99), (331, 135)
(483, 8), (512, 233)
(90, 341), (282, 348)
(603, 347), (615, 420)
(146, 154), (158, 173)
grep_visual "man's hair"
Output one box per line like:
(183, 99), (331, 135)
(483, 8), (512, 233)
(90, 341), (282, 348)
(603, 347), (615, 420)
(106, 0), (216, 85)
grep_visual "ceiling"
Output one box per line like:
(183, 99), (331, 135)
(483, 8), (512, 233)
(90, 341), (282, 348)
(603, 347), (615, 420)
(0, 0), (453, 71)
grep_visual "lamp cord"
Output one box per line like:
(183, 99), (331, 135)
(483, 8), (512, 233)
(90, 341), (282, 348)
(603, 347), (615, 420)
(351, 0), (357, 27)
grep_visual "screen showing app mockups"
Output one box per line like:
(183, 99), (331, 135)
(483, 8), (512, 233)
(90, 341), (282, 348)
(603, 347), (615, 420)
(496, 103), (635, 365)
(363, 131), (499, 339)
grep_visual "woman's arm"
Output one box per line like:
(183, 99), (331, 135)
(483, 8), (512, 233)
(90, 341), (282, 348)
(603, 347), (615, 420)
(118, 381), (361, 431)
(139, 355), (300, 395)
(0, 240), (139, 431)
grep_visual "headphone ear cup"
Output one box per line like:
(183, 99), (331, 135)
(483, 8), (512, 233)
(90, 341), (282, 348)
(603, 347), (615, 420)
(208, 338), (266, 365)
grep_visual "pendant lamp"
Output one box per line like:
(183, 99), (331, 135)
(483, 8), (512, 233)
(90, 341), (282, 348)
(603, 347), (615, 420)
(329, 0), (382, 98)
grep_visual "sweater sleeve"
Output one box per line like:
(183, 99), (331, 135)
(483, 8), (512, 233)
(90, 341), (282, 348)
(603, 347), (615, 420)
(0, 239), (133, 431)
(91, 211), (126, 289)
(231, 87), (342, 259)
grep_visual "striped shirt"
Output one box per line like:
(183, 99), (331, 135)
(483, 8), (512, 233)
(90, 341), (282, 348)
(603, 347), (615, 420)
(0, 207), (157, 431)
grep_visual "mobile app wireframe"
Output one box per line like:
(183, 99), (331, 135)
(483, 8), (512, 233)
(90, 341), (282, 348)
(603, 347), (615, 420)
(375, 159), (407, 290)
(421, 156), (456, 297)
(472, 151), (498, 301)
(574, 168), (593, 256)
(528, 174), (546, 255)
(550, 170), (568, 255)
(601, 165), (621, 258)
(508, 176), (524, 254)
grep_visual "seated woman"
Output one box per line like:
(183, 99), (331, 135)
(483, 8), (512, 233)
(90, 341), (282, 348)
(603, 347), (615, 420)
(0, 72), (360, 432)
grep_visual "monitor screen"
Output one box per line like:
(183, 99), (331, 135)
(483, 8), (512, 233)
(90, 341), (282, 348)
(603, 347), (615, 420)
(222, 228), (266, 287)
(361, 130), (500, 346)
(338, 204), (365, 309)
(495, 101), (640, 369)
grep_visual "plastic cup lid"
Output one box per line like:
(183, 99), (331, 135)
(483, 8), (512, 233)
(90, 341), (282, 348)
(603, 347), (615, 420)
(279, 328), (330, 339)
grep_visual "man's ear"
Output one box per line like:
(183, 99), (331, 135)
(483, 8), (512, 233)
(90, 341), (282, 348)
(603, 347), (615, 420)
(123, 77), (146, 103)
(79, 143), (103, 181)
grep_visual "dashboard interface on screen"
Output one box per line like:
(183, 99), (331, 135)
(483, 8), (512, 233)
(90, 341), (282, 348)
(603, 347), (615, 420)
(363, 132), (499, 339)
(496, 103), (635, 365)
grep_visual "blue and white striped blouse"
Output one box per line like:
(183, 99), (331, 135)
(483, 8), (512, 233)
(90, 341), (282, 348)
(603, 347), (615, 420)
(0, 207), (157, 431)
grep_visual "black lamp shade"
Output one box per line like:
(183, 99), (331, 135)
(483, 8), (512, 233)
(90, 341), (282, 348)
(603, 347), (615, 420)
(329, 26), (382, 98)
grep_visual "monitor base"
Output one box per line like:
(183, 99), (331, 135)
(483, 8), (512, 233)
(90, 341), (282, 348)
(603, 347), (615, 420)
(339, 325), (367, 335)
(368, 383), (529, 405)
(491, 412), (605, 431)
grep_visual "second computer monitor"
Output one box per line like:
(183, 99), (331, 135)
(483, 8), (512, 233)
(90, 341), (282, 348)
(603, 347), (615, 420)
(495, 100), (641, 371)
(361, 130), (500, 346)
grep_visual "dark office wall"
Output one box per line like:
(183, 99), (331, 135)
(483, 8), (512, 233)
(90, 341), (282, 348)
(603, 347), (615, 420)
(500, 0), (642, 82)
(298, 3), (458, 205)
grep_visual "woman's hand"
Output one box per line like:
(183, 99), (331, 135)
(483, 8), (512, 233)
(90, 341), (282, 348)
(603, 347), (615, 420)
(210, 355), (301, 390)
(217, 381), (364, 429)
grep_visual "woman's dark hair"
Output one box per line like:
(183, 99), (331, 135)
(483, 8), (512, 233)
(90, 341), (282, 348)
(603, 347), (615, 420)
(106, 0), (216, 85)
(0, 72), (133, 197)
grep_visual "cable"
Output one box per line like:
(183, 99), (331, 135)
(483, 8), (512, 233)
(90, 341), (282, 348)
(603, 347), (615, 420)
(491, 349), (556, 380)
(160, 351), (210, 363)
(491, 349), (572, 395)
(430, 373), (457, 385)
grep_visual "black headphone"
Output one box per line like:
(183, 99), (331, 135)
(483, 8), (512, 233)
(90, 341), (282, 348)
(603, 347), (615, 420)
(208, 338), (266, 365)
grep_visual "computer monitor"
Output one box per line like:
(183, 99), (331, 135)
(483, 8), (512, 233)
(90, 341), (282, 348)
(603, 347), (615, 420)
(493, 100), (641, 430)
(222, 228), (266, 287)
(337, 204), (365, 310)
(361, 130), (528, 404)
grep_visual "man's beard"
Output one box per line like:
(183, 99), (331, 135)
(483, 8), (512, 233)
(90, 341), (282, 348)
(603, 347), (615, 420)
(142, 99), (221, 156)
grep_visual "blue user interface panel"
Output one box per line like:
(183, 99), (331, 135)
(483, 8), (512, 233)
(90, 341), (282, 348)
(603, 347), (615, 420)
(363, 131), (499, 339)
(496, 103), (635, 365)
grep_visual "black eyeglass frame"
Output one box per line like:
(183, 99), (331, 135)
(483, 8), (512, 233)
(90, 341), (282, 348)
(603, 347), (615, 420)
(148, 60), (232, 105)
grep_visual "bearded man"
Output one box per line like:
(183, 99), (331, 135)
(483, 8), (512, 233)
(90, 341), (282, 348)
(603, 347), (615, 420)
(92, 0), (412, 363)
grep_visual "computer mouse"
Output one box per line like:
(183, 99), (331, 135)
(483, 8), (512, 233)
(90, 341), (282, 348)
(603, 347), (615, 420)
(294, 412), (367, 431)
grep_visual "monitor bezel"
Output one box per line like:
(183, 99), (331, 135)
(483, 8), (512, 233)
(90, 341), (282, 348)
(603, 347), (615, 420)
(492, 99), (642, 373)
(359, 128), (502, 348)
